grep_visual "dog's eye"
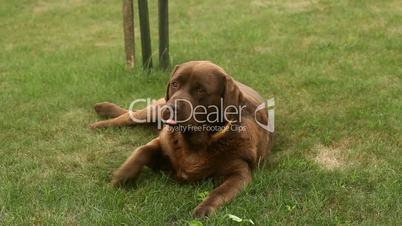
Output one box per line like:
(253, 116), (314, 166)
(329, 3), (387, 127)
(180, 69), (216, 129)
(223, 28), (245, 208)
(171, 81), (179, 89)
(197, 88), (206, 95)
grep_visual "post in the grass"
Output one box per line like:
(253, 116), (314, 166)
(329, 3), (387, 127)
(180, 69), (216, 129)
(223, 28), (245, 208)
(138, 0), (153, 69)
(158, 0), (169, 70)
(123, 0), (135, 69)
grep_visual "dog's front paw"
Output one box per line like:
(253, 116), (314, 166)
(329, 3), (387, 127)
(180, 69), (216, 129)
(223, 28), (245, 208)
(111, 177), (123, 187)
(192, 204), (215, 218)
(111, 173), (126, 187)
(111, 170), (136, 187)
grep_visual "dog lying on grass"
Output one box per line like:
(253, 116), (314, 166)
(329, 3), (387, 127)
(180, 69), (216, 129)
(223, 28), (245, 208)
(90, 61), (274, 217)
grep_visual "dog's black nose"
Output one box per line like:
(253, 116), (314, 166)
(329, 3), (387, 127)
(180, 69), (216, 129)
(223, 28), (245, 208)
(168, 104), (176, 113)
(162, 104), (177, 121)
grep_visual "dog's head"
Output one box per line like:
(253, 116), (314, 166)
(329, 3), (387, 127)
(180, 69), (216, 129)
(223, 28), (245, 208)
(162, 61), (243, 127)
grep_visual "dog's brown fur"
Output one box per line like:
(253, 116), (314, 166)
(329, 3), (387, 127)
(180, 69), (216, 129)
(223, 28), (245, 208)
(90, 61), (274, 217)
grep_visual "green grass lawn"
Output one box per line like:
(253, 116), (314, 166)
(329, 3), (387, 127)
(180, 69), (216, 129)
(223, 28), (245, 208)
(1, 0), (401, 225)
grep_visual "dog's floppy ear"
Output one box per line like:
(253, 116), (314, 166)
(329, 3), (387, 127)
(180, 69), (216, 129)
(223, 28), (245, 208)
(220, 70), (244, 121)
(223, 74), (243, 108)
(165, 65), (180, 101)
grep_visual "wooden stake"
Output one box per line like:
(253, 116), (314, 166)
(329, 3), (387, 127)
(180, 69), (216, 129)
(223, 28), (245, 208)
(138, 0), (152, 69)
(158, 0), (169, 70)
(123, 0), (135, 69)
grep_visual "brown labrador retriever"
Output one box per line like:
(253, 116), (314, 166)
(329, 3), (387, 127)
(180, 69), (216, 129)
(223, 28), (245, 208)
(90, 61), (274, 217)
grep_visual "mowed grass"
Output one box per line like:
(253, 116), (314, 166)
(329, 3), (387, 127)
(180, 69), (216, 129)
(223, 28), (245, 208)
(0, 0), (401, 225)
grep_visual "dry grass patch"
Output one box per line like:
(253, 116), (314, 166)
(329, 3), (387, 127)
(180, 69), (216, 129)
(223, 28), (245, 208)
(309, 140), (352, 170)
(312, 144), (344, 170)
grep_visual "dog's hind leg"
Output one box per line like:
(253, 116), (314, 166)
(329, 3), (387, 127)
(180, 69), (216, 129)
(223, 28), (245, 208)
(94, 102), (128, 118)
(111, 138), (162, 186)
(90, 98), (166, 129)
